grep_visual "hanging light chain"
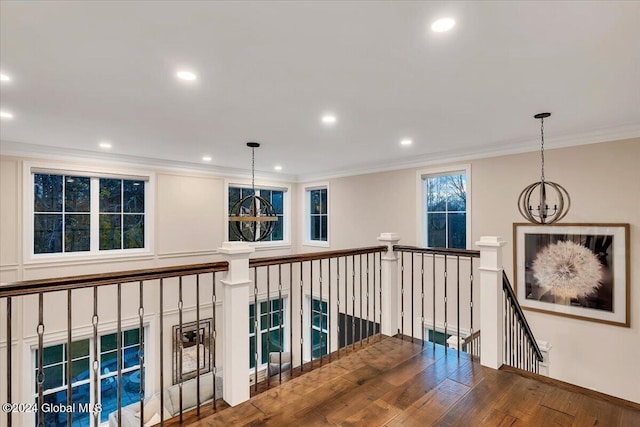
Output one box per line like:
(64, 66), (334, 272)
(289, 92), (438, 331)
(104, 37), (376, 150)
(540, 116), (545, 183)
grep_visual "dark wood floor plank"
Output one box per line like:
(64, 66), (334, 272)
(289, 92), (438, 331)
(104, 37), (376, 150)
(341, 398), (402, 427)
(517, 404), (574, 427)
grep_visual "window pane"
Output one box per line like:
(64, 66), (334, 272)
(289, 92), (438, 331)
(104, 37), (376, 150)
(123, 214), (144, 249)
(311, 216), (320, 241)
(101, 333), (117, 352)
(34, 174), (62, 212)
(124, 329), (140, 346)
(100, 350), (117, 369)
(426, 177), (447, 212)
(312, 299), (320, 311)
(70, 339), (90, 359)
(446, 175), (466, 211)
(271, 216), (283, 240)
(38, 344), (64, 367)
(229, 187), (241, 211)
(229, 221), (241, 241)
(320, 189), (327, 214)
(249, 336), (256, 369)
(271, 191), (283, 214)
(427, 213), (446, 248)
(312, 312), (321, 328)
(99, 178), (122, 213)
(124, 346), (140, 369)
(34, 214), (62, 254)
(65, 214), (90, 252)
(260, 189), (272, 202)
(123, 180), (144, 213)
(448, 213), (466, 249)
(71, 358), (90, 380)
(42, 364), (64, 390)
(240, 188), (255, 198)
(321, 215), (327, 241)
(310, 190), (321, 215)
(100, 214), (122, 250)
(64, 176), (90, 212)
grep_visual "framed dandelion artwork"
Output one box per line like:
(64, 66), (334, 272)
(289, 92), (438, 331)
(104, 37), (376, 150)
(513, 223), (629, 327)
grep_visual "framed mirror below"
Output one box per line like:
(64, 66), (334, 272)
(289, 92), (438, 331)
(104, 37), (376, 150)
(172, 318), (213, 384)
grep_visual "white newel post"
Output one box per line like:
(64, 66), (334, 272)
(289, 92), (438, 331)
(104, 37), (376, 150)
(476, 236), (506, 370)
(218, 242), (254, 406)
(377, 233), (401, 337)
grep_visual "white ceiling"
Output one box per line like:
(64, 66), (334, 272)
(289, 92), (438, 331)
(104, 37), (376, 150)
(1, 1), (639, 181)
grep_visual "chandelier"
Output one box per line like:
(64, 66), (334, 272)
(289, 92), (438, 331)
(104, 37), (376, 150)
(517, 113), (570, 224)
(228, 142), (278, 241)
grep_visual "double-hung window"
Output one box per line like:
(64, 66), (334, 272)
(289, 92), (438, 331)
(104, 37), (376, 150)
(30, 167), (150, 258)
(228, 185), (286, 243)
(249, 298), (286, 369)
(34, 328), (144, 426)
(303, 183), (329, 246)
(420, 166), (470, 249)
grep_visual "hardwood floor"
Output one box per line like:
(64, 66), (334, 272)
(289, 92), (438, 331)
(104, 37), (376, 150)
(180, 336), (639, 426)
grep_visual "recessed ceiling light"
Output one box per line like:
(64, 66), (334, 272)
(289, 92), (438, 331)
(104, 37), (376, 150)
(176, 70), (197, 81)
(202, 156), (212, 161)
(400, 138), (413, 146)
(274, 165), (283, 171)
(0, 73), (10, 82)
(321, 114), (337, 125)
(0, 110), (14, 119)
(99, 141), (112, 149)
(431, 17), (456, 33)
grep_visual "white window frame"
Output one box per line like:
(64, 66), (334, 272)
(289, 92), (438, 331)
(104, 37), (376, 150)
(416, 164), (471, 249)
(224, 179), (291, 250)
(302, 182), (330, 248)
(23, 161), (155, 263)
(248, 295), (289, 372)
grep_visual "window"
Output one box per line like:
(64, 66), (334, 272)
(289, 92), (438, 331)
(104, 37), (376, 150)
(31, 170), (148, 257)
(34, 328), (144, 426)
(308, 188), (328, 242)
(311, 298), (328, 359)
(249, 298), (286, 369)
(228, 186), (285, 242)
(422, 168), (469, 249)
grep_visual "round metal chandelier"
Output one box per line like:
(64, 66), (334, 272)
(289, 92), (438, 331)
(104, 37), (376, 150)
(517, 113), (571, 224)
(229, 142), (278, 241)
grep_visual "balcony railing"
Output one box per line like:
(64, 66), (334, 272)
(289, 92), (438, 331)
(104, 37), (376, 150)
(0, 233), (541, 427)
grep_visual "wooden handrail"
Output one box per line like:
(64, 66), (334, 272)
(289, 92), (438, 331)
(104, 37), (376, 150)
(0, 261), (229, 298)
(502, 271), (543, 361)
(393, 245), (480, 258)
(460, 329), (481, 346)
(249, 245), (387, 268)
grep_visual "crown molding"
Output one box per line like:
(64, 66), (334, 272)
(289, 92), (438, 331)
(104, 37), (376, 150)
(296, 123), (640, 183)
(0, 139), (296, 183)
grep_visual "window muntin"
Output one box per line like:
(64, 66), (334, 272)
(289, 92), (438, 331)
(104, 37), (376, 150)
(228, 186), (285, 242)
(249, 298), (286, 369)
(424, 173), (467, 249)
(32, 172), (147, 256)
(311, 298), (328, 358)
(34, 328), (143, 426)
(309, 188), (328, 242)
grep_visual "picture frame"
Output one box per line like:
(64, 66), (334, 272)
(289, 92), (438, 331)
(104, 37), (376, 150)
(513, 223), (629, 327)
(172, 318), (213, 384)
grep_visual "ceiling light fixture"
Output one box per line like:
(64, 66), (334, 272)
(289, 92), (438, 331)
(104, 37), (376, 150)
(99, 141), (112, 149)
(321, 114), (337, 125)
(400, 138), (413, 146)
(202, 156), (212, 161)
(0, 73), (10, 82)
(431, 17), (456, 33)
(517, 113), (570, 224)
(0, 111), (14, 120)
(274, 165), (283, 171)
(228, 142), (278, 242)
(176, 71), (197, 81)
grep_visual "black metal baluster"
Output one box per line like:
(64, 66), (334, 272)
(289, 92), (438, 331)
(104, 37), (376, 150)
(379, 252), (382, 338)
(300, 262), (304, 371)
(457, 256), (460, 358)
(351, 255), (355, 350)
(319, 259), (323, 364)
(278, 264), (283, 382)
(400, 251), (404, 340)
(36, 293), (44, 427)
(359, 254), (363, 348)
(337, 257), (341, 358)
(345, 257), (349, 351)
(67, 290), (72, 427)
(470, 258), (474, 358)
(432, 254), (436, 352)
(254, 267), (259, 390)
(138, 281), (145, 422)
(117, 283), (122, 426)
(289, 264), (293, 376)
(159, 279), (164, 426)
(6, 297), (11, 427)
(444, 255), (448, 351)
(178, 277), (183, 422)
(309, 261), (313, 367)
(92, 287), (99, 427)
(212, 272), (217, 409)
(411, 252), (414, 342)
(196, 275), (201, 414)
(366, 253), (370, 344)
(267, 266), (271, 385)
(504, 294), (508, 366)
(421, 254), (425, 347)
(328, 257), (332, 360)
(372, 254), (376, 343)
